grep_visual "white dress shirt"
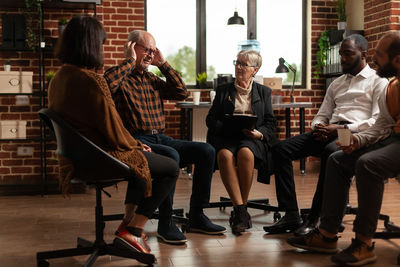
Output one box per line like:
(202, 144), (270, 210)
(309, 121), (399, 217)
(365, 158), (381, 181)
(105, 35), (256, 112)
(354, 82), (394, 147)
(311, 64), (388, 132)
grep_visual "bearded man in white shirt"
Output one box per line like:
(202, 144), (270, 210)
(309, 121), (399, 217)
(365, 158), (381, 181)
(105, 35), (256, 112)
(263, 34), (388, 235)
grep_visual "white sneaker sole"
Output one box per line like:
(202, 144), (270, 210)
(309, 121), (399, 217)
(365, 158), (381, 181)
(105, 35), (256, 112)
(156, 233), (187, 244)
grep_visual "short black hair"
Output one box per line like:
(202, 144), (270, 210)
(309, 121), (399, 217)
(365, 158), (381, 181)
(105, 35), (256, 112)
(343, 34), (369, 52)
(55, 16), (106, 70)
(383, 32), (400, 60)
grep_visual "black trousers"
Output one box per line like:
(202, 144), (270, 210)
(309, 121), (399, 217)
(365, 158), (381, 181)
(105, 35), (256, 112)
(272, 132), (338, 216)
(124, 151), (179, 219)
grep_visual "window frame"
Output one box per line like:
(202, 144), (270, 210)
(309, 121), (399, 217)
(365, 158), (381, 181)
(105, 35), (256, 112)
(145, 0), (307, 89)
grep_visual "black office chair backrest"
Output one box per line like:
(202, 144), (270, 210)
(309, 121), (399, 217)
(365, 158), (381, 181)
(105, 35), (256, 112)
(38, 108), (133, 182)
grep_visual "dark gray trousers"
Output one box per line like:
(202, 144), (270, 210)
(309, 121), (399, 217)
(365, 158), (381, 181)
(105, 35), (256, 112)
(320, 134), (400, 238)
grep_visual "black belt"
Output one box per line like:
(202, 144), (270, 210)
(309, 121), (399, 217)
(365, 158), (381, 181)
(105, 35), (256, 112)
(138, 129), (163, 135)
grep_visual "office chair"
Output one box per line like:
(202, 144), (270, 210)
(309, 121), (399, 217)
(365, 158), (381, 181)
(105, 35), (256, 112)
(36, 108), (156, 267)
(199, 130), (284, 230)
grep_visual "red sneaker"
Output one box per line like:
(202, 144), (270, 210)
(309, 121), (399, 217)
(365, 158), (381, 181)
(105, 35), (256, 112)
(116, 220), (149, 242)
(116, 230), (151, 254)
(115, 220), (128, 235)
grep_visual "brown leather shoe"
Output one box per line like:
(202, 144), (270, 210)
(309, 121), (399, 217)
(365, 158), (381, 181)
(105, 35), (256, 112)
(287, 228), (339, 253)
(331, 238), (376, 266)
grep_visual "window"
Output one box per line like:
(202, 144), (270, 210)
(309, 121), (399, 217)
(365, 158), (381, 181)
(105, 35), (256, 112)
(147, 0), (306, 87)
(257, 0), (305, 87)
(206, 0), (247, 80)
(146, 0), (196, 84)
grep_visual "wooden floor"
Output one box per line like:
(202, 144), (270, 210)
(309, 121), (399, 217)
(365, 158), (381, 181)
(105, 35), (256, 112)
(2, 162), (400, 267)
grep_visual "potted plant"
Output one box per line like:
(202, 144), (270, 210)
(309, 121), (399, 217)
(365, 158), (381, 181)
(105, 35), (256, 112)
(24, 0), (42, 50)
(337, 0), (346, 30)
(313, 30), (330, 79)
(58, 18), (68, 36)
(196, 71), (207, 88)
(46, 70), (55, 84)
(4, 60), (11, 71)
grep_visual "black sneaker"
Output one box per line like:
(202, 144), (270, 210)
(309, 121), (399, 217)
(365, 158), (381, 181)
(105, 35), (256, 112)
(331, 238), (376, 266)
(157, 219), (187, 244)
(187, 212), (226, 235)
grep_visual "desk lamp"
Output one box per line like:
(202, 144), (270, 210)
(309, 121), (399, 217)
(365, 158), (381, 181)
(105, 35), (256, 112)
(275, 57), (297, 103)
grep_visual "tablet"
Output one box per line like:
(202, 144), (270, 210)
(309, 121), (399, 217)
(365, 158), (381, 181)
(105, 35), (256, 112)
(224, 114), (258, 131)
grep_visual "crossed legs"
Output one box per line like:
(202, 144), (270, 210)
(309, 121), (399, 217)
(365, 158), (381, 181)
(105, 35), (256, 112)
(117, 151), (179, 252)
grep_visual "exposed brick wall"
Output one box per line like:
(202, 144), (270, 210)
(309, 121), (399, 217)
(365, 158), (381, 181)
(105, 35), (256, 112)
(0, 0), (146, 190)
(364, 0), (400, 63)
(1, 0), (399, 192)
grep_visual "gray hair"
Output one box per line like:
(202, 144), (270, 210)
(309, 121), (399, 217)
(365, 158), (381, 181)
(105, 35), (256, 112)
(237, 50), (262, 68)
(127, 30), (143, 43)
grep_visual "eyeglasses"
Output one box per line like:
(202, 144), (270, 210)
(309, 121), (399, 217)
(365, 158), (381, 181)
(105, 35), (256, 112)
(233, 60), (256, 68)
(136, 43), (157, 55)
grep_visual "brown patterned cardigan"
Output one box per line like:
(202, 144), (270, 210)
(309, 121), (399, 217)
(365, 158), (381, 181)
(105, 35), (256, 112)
(48, 64), (152, 196)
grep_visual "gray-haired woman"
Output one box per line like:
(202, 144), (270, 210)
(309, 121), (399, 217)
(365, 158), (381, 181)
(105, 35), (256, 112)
(206, 50), (277, 234)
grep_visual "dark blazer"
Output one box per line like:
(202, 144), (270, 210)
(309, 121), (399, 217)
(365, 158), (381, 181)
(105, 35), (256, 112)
(206, 81), (277, 183)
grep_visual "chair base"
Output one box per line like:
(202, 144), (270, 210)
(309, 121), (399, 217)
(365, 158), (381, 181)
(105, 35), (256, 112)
(207, 196), (283, 222)
(37, 237), (155, 267)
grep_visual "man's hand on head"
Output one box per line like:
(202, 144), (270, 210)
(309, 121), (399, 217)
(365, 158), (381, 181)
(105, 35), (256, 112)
(124, 41), (136, 60)
(152, 48), (166, 67)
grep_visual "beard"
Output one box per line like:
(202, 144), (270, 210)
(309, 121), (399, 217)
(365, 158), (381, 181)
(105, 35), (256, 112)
(377, 61), (397, 78)
(342, 56), (361, 74)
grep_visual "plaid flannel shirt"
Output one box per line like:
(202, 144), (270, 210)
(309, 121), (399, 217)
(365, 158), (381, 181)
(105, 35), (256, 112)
(104, 58), (188, 135)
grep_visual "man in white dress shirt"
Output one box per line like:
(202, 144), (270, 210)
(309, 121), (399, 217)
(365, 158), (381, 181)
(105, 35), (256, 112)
(287, 31), (400, 267)
(263, 34), (388, 235)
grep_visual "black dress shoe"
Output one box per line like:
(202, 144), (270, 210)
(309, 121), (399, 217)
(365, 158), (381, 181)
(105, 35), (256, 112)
(294, 218), (318, 236)
(263, 212), (302, 234)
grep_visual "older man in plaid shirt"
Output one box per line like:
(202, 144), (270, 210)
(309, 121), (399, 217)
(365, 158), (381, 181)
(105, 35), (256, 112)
(104, 30), (226, 244)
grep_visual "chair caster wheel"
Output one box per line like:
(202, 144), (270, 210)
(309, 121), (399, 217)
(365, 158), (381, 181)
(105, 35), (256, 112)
(273, 212), (281, 222)
(175, 210), (184, 217)
(38, 259), (50, 267)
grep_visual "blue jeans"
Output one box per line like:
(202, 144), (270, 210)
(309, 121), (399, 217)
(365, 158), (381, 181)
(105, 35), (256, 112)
(133, 133), (216, 221)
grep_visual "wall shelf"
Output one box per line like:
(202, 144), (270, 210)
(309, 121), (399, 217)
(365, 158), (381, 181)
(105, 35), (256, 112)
(0, 0), (96, 195)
